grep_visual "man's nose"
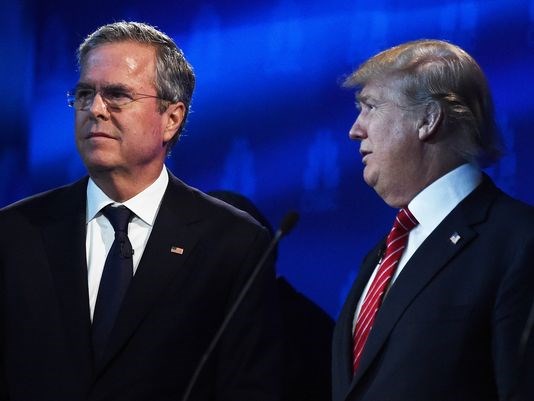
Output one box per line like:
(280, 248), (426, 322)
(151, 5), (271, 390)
(88, 92), (110, 119)
(349, 116), (366, 141)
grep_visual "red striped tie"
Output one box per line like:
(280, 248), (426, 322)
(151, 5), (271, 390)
(352, 208), (418, 374)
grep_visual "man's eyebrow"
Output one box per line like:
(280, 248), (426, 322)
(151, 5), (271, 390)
(74, 82), (93, 90)
(104, 83), (133, 92)
(74, 82), (133, 92)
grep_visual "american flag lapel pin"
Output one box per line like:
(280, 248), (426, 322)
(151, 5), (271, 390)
(170, 246), (184, 255)
(449, 232), (461, 245)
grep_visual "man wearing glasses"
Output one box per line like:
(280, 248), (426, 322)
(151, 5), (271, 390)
(0, 21), (280, 401)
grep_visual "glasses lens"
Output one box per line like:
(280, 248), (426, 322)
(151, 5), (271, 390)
(101, 88), (134, 108)
(76, 88), (96, 109)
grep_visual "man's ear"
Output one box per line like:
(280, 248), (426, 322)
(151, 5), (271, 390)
(418, 100), (443, 141)
(163, 102), (186, 143)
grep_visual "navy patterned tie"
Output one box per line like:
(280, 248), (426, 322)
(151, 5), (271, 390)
(92, 205), (134, 362)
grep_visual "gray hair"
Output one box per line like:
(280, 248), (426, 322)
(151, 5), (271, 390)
(344, 39), (502, 167)
(78, 21), (196, 151)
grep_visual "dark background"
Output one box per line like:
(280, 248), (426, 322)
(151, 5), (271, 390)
(1, 0), (533, 318)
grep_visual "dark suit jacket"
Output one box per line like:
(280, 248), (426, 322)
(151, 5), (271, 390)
(277, 277), (334, 401)
(332, 177), (534, 401)
(0, 173), (281, 401)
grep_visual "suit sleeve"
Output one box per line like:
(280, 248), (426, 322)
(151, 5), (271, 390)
(492, 233), (534, 401)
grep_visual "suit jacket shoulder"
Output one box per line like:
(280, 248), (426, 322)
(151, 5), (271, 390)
(0, 177), (88, 226)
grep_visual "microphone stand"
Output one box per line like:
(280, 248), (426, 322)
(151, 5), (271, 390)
(181, 211), (299, 401)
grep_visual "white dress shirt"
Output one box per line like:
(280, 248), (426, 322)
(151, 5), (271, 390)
(353, 163), (482, 328)
(85, 167), (169, 321)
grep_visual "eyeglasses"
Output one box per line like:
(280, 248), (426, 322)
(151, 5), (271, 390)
(66, 85), (168, 110)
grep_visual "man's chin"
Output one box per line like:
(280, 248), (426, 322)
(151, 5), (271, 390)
(362, 169), (377, 188)
(83, 159), (118, 176)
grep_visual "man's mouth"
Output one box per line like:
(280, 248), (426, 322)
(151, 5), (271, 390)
(86, 131), (115, 140)
(360, 149), (371, 163)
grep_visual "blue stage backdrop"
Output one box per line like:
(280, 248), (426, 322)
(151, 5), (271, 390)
(1, 0), (533, 318)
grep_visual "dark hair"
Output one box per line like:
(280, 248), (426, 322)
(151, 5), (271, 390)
(344, 39), (502, 167)
(78, 21), (195, 152)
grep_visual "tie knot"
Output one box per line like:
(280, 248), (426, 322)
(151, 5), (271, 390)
(102, 205), (132, 234)
(393, 207), (418, 234)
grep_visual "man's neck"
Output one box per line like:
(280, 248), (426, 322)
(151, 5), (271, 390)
(89, 165), (165, 203)
(402, 153), (468, 207)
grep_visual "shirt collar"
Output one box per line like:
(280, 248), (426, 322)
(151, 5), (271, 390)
(86, 167), (169, 226)
(408, 163), (482, 233)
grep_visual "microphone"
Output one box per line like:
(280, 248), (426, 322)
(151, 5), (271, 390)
(510, 297), (534, 401)
(519, 298), (534, 361)
(181, 211), (299, 401)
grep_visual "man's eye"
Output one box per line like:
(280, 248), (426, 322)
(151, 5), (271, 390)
(358, 102), (372, 112)
(76, 89), (94, 99)
(362, 102), (376, 111)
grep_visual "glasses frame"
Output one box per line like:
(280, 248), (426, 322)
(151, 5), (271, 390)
(66, 86), (169, 111)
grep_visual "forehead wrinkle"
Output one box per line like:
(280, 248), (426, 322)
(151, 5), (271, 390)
(360, 79), (408, 109)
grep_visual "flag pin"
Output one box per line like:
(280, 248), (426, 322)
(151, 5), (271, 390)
(449, 232), (461, 244)
(170, 246), (184, 255)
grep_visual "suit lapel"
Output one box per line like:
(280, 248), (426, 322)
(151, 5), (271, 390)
(347, 177), (499, 395)
(336, 240), (385, 391)
(41, 178), (94, 374)
(95, 175), (203, 373)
